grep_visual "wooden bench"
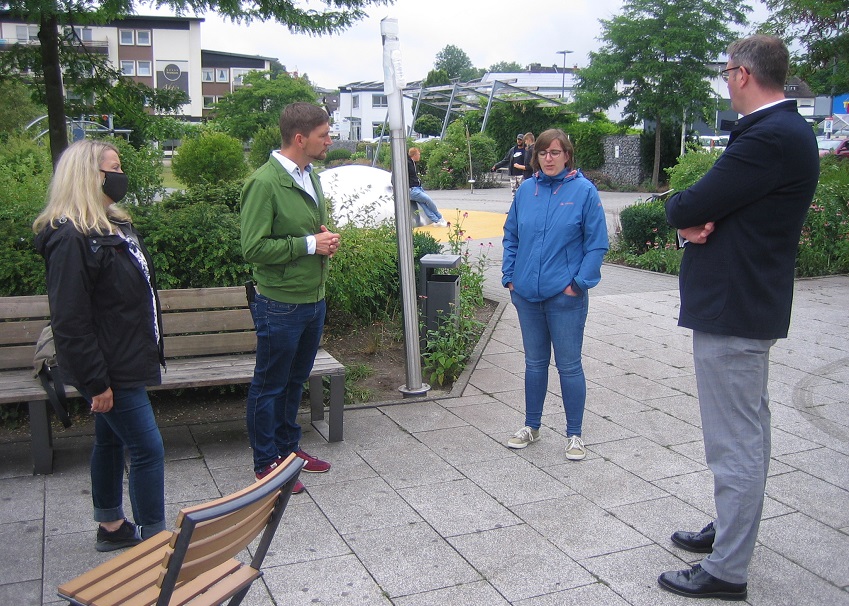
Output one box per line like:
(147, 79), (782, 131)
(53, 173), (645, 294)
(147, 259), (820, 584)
(0, 286), (346, 475)
(57, 452), (303, 606)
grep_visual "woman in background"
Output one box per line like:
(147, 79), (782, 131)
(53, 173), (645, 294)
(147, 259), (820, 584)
(34, 139), (166, 552)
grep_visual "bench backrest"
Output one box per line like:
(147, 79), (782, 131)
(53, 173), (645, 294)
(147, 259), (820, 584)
(0, 286), (255, 371)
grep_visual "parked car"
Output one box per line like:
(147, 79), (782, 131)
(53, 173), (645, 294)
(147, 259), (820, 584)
(817, 138), (849, 158)
(699, 135), (729, 152)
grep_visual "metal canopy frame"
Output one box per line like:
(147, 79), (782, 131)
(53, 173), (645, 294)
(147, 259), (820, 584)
(403, 79), (572, 138)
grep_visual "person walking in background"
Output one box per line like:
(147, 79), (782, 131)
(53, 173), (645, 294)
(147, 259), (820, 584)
(241, 102), (339, 494)
(516, 132), (536, 181)
(33, 139), (166, 552)
(407, 147), (447, 226)
(658, 35), (819, 601)
(492, 133), (527, 199)
(502, 129), (608, 460)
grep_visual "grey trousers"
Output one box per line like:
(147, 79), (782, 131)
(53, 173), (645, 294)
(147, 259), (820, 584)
(693, 330), (776, 584)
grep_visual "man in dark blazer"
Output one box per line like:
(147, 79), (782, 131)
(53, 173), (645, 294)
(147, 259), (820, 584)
(659, 35), (819, 601)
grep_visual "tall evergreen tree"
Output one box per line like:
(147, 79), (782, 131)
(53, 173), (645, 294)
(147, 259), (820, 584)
(574, 0), (748, 187)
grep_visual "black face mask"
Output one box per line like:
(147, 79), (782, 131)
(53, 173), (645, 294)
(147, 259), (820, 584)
(102, 171), (129, 203)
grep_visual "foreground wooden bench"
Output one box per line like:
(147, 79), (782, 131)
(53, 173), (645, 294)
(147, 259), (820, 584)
(0, 286), (346, 474)
(57, 453), (304, 606)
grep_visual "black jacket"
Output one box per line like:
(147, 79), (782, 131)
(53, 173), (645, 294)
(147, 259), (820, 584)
(407, 156), (422, 188)
(494, 144), (526, 176)
(666, 100), (819, 340)
(34, 219), (165, 396)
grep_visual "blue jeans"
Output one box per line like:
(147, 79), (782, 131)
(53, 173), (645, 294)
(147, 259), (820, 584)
(247, 294), (326, 473)
(90, 387), (165, 537)
(511, 289), (589, 436)
(409, 186), (443, 223)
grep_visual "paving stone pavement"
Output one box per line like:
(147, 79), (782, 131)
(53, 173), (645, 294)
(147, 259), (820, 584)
(1, 186), (848, 605)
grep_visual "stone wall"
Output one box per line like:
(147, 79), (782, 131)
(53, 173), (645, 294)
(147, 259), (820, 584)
(600, 135), (644, 188)
(329, 141), (359, 154)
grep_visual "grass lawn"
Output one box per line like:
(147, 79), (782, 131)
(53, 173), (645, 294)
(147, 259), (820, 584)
(162, 164), (181, 190)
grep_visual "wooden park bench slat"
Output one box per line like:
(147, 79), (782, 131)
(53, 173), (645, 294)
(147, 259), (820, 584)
(0, 286), (345, 474)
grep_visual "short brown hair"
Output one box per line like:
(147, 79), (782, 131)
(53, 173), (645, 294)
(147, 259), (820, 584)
(279, 102), (329, 146)
(727, 35), (789, 92)
(530, 128), (575, 172)
(408, 147), (420, 158)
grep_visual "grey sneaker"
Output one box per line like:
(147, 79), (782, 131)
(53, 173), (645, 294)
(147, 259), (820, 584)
(565, 435), (586, 460)
(507, 426), (540, 449)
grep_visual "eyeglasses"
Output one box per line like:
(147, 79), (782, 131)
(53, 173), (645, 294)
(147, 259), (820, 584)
(537, 149), (564, 159)
(720, 66), (742, 82)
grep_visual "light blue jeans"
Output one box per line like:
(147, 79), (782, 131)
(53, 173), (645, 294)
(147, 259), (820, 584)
(511, 289), (589, 436)
(409, 186), (443, 223)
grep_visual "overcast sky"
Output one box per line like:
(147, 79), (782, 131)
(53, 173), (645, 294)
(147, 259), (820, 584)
(151, 0), (769, 90)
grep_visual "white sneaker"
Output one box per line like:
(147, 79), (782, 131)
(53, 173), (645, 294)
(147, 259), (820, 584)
(507, 426), (540, 449)
(435, 219), (448, 227)
(565, 435), (586, 460)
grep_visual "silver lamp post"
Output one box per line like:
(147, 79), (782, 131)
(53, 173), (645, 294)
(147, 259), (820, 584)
(556, 50), (574, 99)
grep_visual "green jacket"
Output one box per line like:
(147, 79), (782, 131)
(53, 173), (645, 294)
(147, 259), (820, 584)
(240, 158), (329, 304)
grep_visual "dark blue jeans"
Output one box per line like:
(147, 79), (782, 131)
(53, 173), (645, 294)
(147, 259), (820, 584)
(511, 289), (589, 436)
(247, 294), (326, 473)
(90, 387), (165, 537)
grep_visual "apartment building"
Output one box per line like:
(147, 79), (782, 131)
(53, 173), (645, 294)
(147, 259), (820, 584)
(0, 13), (274, 120)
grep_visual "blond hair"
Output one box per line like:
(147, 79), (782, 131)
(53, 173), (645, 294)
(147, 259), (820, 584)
(32, 139), (130, 235)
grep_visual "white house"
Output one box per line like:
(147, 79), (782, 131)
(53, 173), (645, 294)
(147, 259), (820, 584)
(336, 80), (416, 141)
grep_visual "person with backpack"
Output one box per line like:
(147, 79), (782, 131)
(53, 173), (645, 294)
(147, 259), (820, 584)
(33, 139), (166, 553)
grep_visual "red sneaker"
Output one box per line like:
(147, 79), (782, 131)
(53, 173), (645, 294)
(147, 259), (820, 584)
(291, 479), (305, 494)
(295, 449), (331, 473)
(255, 459), (282, 480)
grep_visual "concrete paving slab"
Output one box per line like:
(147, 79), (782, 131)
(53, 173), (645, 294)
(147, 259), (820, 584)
(357, 440), (464, 489)
(0, 579), (42, 606)
(259, 500), (352, 567)
(345, 521), (481, 598)
(515, 495), (652, 560)
(393, 580), (510, 606)
(0, 476), (45, 524)
(448, 523), (595, 601)
(592, 436), (706, 482)
(414, 424), (509, 465)
(766, 470), (849, 529)
(262, 553), (392, 605)
(455, 454), (574, 507)
(548, 457), (667, 510)
(746, 546), (849, 606)
(513, 582), (632, 606)
(0, 520), (42, 585)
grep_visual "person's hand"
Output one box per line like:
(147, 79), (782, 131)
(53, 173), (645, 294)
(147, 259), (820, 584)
(564, 284), (579, 297)
(506, 282), (514, 291)
(315, 225), (341, 257)
(90, 387), (113, 413)
(678, 222), (715, 245)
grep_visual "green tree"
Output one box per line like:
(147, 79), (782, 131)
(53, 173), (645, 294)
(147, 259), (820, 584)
(574, 0), (748, 187)
(762, 0), (849, 98)
(434, 45), (482, 81)
(414, 113), (442, 136)
(0, 78), (45, 140)
(171, 131), (248, 186)
(0, 0), (391, 165)
(488, 61), (524, 72)
(213, 70), (318, 141)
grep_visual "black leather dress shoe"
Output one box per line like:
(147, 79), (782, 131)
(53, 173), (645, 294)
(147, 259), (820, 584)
(658, 564), (747, 601)
(671, 521), (715, 553)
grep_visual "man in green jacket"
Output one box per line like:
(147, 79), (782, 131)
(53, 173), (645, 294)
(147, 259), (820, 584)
(241, 102), (340, 494)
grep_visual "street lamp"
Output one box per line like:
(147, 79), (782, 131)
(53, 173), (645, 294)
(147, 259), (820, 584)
(556, 50), (574, 99)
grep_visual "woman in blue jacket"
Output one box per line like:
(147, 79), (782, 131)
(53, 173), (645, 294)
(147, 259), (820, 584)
(502, 129), (608, 459)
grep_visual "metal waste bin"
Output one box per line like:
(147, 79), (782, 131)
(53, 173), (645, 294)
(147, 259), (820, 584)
(419, 254), (461, 337)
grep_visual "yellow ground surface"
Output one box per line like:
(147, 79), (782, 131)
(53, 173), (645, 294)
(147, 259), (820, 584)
(414, 209), (507, 243)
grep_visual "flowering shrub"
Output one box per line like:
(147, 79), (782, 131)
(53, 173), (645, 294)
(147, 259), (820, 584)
(797, 155), (849, 276)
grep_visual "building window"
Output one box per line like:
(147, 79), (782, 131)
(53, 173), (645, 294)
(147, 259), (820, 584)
(137, 61), (152, 77)
(203, 96), (217, 109)
(136, 30), (151, 46)
(119, 29), (134, 45)
(202, 69), (214, 82)
(17, 25), (38, 42)
(232, 68), (252, 87)
(372, 94), (388, 108)
(120, 61), (135, 76)
(216, 69), (229, 83)
(372, 122), (385, 137)
(352, 94), (359, 109)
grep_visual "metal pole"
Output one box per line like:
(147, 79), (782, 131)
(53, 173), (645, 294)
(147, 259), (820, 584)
(381, 17), (429, 397)
(556, 50), (573, 100)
